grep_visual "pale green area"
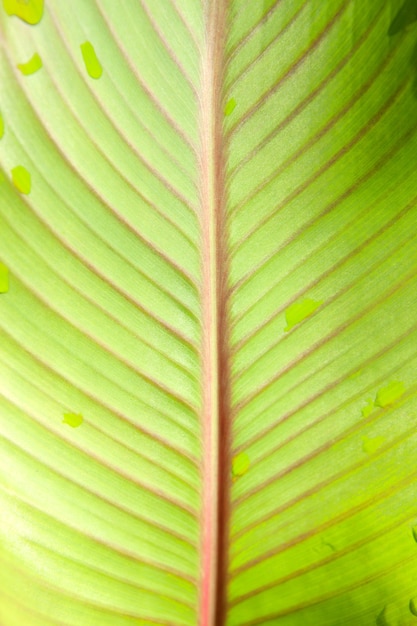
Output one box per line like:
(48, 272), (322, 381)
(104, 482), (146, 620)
(1, 0), (417, 625)
(361, 398), (375, 418)
(224, 98), (236, 116)
(2, 0), (43, 24)
(232, 452), (250, 478)
(375, 380), (406, 408)
(362, 435), (385, 455)
(80, 41), (102, 80)
(11, 165), (31, 194)
(0, 261), (8, 292)
(17, 52), (42, 75)
(62, 412), (83, 428)
(284, 297), (323, 332)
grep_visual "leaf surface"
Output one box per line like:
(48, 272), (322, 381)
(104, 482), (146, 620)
(1, 1), (417, 625)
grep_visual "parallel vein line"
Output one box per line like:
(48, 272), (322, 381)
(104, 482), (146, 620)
(227, 0), (289, 60)
(7, 65), (199, 294)
(139, 0), (198, 94)
(226, 1), (308, 92)
(232, 378), (417, 542)
(238, 550), (417, 625)
(0, 388), (197, 519)
(0, 557), (188, 625)
(0, 486), (197, 582)
(227, 1), (348, 138)
(9, 23), (198, 224)
(228, 6), (384, 180)
(229, 63), (410, 261)
(2, 192), (198, 352)
(0, 337), (198, 463)
(85, 2), (197, 154)
(233, 267), (417, 418)
(0, 434), (197, 549)
(232, 195), (417, 364)
(230, 498), (417, 600)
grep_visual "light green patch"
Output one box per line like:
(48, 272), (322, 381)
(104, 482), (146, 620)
(11, 165), (31, 194)
(224, 98), (236, 116)
(232, 452), (250, 478)
(284, 298), (323, 332)
(81, 41), (102, 79)
(2, 0), (44, 24)
(17, 52), (42, 75)
(362, 435), (384, 455)
(361, 398), (375, 418)
(0, 112), (4, 138)
(349, 369), (362, 379)
(0, 263), (9, 293)
(375, 381), (405, 408)
(62, 412), (84, 428)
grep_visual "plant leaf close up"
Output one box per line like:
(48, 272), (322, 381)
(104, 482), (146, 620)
(1, 1), (417, 624)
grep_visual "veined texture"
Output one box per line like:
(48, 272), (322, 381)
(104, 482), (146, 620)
(1, 1), (417, 625)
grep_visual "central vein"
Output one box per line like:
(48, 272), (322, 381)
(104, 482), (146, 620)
(199, 1), (230, 625)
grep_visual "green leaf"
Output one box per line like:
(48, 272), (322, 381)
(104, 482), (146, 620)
(1, 1), (417, 625)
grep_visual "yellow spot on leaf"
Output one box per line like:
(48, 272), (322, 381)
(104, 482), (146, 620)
(81, 41), (102, 79)
(362, 435), (384, 454)
(63, 412), (83, 428)
(232, 452), (250, 478)
(2, 0), (44, 24)
(375, 380), (405, 408)
(224, 98), (236, 116)
(284, 298), (323, 332)
(361, 398), (375, 418)
(0, 112), (4, 138)
(11, 165), (31, 194)
(0, 263), (9, 293)
(17, 52), (42, 75)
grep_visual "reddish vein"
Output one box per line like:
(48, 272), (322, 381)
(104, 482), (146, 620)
(199, 2), (230, 626)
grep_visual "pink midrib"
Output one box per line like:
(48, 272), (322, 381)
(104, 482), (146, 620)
(199, 2), (230, 626)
